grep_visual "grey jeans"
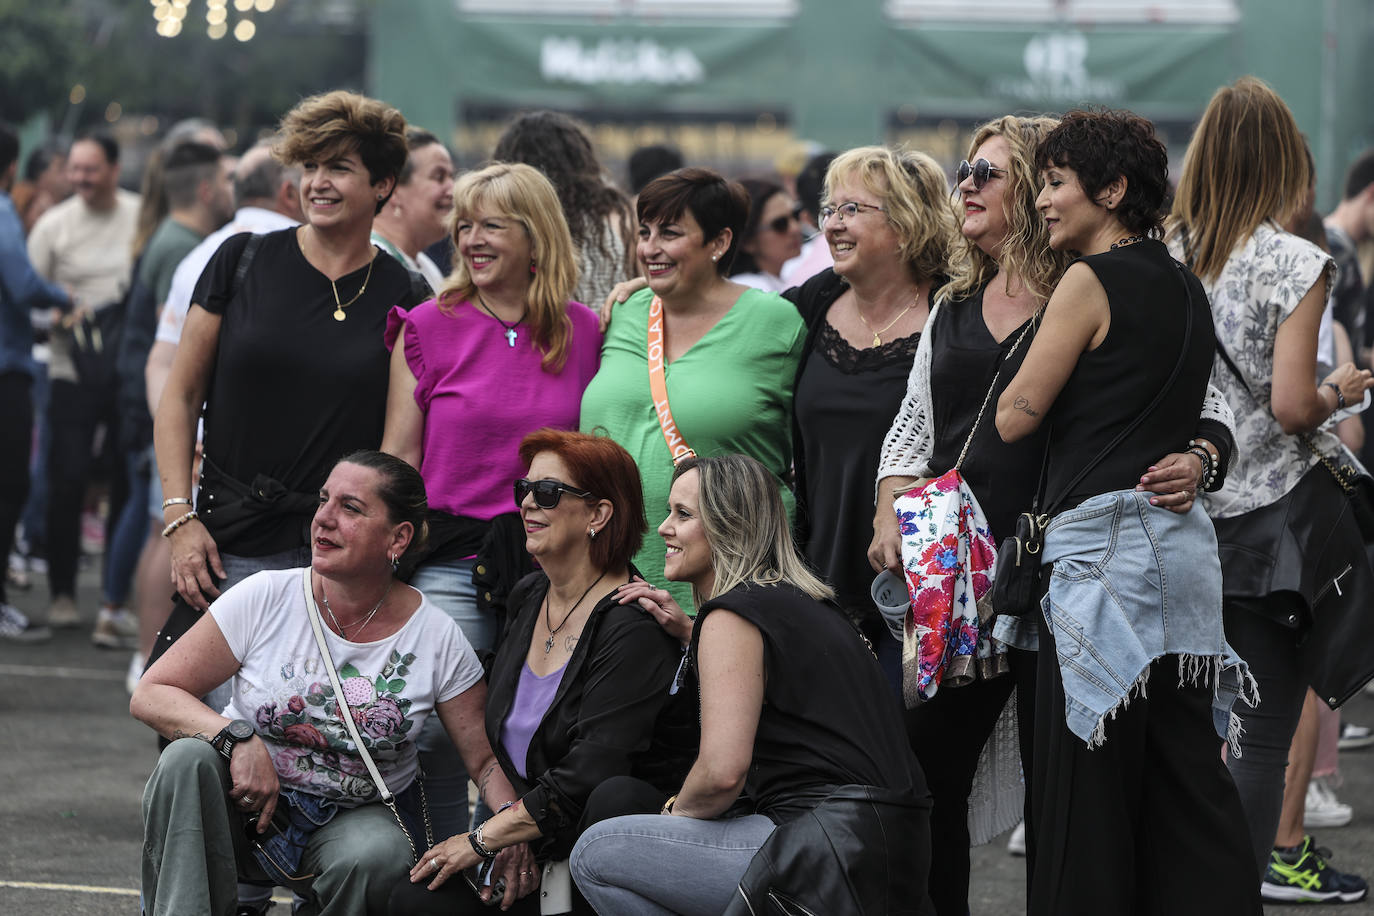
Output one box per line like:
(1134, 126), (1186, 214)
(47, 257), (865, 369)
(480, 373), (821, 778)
(570, 812), (776, 916)
(141, 738), (413, 916)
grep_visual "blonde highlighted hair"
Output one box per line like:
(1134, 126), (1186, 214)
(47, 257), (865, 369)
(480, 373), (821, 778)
(941, 115), (1068, 306)
(824, 146), (957, 283)
(1167, 77), (1312, 283)
(673, 455), (833, 609)
(275, 91), (408, 213)
(438, 162), (580, 372)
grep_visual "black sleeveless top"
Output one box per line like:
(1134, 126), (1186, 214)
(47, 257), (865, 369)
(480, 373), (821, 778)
(691, 583), (926, 824)
(1044, 240), (1216, 512)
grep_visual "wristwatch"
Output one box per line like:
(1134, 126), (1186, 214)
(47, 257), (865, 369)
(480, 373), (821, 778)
(211, 719), (255, 760)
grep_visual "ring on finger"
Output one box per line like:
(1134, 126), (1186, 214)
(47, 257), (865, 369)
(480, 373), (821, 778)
(429, 858), (441, 871)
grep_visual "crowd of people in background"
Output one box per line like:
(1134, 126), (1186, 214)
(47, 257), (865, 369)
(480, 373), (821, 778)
(3, 73), (1374, 915)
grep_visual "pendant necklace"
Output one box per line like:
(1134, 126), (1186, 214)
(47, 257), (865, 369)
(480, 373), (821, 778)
(543, 572), (606, 654)
(476, 291), (528, 347)
(329, 254), (376, 321)
(320, 576), (393, 640)
(856, 295), (917, 346)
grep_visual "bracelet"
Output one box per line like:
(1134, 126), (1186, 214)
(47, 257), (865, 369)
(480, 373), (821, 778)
(496, 801), (515, 814)
(660, 794), (678, 816)
(161, 511), (198, 538)
(1187, 439), (1219, 492)
(1324, 381), (1347, 410)
(468, 821), (498, 860)
(162, 497), (193, 511)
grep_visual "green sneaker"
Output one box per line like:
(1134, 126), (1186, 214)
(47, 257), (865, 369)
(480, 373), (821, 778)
(1261, 836), (1368, 904)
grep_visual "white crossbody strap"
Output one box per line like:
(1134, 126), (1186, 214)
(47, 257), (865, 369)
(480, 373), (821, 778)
(301, 568), (395, 803)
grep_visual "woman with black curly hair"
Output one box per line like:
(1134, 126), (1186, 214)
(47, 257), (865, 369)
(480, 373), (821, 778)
(993, 108), (1259, 915)
(494, 111), (635, 307)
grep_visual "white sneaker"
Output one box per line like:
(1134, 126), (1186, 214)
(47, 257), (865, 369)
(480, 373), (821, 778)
(125, 652), (144, 695)
(1305, 778), (1354, 829)
(92, 606), (139, 649)
(0, 603), (52, 643)
(1338, 721), (1374, 751)
(1006, 821), (1027, 856)
(47, 595), (80, 628)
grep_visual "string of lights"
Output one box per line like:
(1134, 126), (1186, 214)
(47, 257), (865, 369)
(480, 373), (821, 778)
(151, 0), (278, 41)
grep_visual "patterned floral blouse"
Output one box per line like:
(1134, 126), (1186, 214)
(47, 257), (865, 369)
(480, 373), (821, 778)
(1172, 222), (1346, 520)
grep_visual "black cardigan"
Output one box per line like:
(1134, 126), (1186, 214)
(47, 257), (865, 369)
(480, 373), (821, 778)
(484, 570), (697, 859)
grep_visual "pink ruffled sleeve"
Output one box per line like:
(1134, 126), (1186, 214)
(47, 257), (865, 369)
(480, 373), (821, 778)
(385, 302), (432, 407)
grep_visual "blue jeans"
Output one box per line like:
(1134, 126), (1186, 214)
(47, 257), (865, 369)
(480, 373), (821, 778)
(409, 556), (498, 839)
(19, 362), (48, 552)
(570, 812), (776, 916)
(104, 446), (151, 606)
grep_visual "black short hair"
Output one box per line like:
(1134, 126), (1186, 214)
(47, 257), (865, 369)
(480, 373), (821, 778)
(1034, 108), (1168, 238)
(636, 167), (750, 276)
(795, 150), (837, 223)
(337, 449), (429, 561)
(163, 141), (224, 209)
(74, 131), (119, 166)
(628, 144), (684, 195)
(23, 145), (64, 182)
(1343, 149), (1374, 201)
(398, 127), (442, 184)
(0, 122), (18, 176)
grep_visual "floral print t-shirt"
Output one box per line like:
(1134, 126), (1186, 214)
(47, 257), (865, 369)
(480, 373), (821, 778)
(1171, 223), (1350, 520)
(211, 568), (483, 806)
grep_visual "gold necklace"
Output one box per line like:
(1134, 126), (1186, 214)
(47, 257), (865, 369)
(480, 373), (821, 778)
(856, 296), (917, 346)
(330, 255), (375, 321)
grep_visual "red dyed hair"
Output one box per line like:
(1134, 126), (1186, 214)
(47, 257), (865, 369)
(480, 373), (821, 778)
(517, 429), (647, 572)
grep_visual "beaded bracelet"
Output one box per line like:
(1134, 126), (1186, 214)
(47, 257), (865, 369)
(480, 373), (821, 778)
(161, 511), (198, 538)
(468, 820), (498, 860)
(162, 497), (193, 511)
(1187, 439), (1219, 492)
(1324, 381), (1347, 410)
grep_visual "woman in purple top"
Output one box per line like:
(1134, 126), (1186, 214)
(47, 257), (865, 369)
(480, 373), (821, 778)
(382, 163), (601, 841)
(391, 430), (695, 915)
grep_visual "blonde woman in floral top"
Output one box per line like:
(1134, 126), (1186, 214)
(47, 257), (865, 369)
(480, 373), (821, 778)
(133, 452), (534, 915)
(1169, 77), (1374, 902)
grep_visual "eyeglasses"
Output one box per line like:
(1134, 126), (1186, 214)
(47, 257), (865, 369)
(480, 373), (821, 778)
(818, 201), (886, 226)
(514, 478), (596, 510)
(764, 209), (802, 234)
(956, 159), (1009, 190)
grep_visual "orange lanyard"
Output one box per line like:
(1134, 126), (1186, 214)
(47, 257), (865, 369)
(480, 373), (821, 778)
(647, 296), (696, 465)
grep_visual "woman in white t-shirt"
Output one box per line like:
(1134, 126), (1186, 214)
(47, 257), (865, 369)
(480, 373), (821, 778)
(133, 450), (532, 916)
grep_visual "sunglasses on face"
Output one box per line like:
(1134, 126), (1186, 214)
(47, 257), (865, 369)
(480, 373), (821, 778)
(957, 158), (1009, 190)
(514, 478), (595, 510)
(764, 209), (802, 234)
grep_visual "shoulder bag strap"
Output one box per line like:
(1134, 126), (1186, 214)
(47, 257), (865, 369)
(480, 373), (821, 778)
(300, 569), (423, 859)
(1042, 261), (1195, 517)
(647, 296), (696, 465)
(231, 233), (264, 300)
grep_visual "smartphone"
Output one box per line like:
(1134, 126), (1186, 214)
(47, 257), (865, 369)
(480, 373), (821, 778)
(462, 858), (506, 906)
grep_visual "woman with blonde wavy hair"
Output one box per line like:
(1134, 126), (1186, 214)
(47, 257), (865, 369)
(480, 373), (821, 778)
(383, 161), (602, 843)
(874, 115), (1236, 916)
(574, 454), (931, 915)
(1169, 77), (1373, 902)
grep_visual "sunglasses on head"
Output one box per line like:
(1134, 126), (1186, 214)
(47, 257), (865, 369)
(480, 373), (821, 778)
(764, 209), (802, 234)
(957, 158), (1009, 190)
(514, 478), (595, 510)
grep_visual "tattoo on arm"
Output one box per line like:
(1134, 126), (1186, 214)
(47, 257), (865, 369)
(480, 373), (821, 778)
(172, 729), (211, 742)
(478, 761), (499, 803)
(1013, 396), (1039, 418)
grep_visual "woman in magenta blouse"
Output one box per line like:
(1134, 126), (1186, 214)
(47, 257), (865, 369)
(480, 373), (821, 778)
(382, 162), (601, 841)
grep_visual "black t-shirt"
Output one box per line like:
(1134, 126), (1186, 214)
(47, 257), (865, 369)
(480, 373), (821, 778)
(927, 287), (1049, 542)
(191, 228), (422, 555)
(691, 583), (925, 824)
(1044, 240), (1215, 512)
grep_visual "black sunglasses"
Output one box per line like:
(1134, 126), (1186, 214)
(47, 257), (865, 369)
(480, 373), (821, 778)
(957, 158), (1009, 190)
(514, 478), (595, 510)
(764, 209), (802, 234)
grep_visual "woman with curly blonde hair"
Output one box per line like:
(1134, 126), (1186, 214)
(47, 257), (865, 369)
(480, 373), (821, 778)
(383, 162), (601, 842)
(874, 115), (1236, 915)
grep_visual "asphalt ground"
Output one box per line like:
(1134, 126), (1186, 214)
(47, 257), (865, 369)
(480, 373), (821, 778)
(2, 560), (1373, 914)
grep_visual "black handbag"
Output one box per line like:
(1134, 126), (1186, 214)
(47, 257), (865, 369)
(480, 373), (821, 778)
(1211, 347), (1374, 708)
(991, 259), (1196, 617)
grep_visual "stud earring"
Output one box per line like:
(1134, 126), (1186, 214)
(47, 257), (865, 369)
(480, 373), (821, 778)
(588, 528), (598, 539)
(530, 260), (537, 274)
